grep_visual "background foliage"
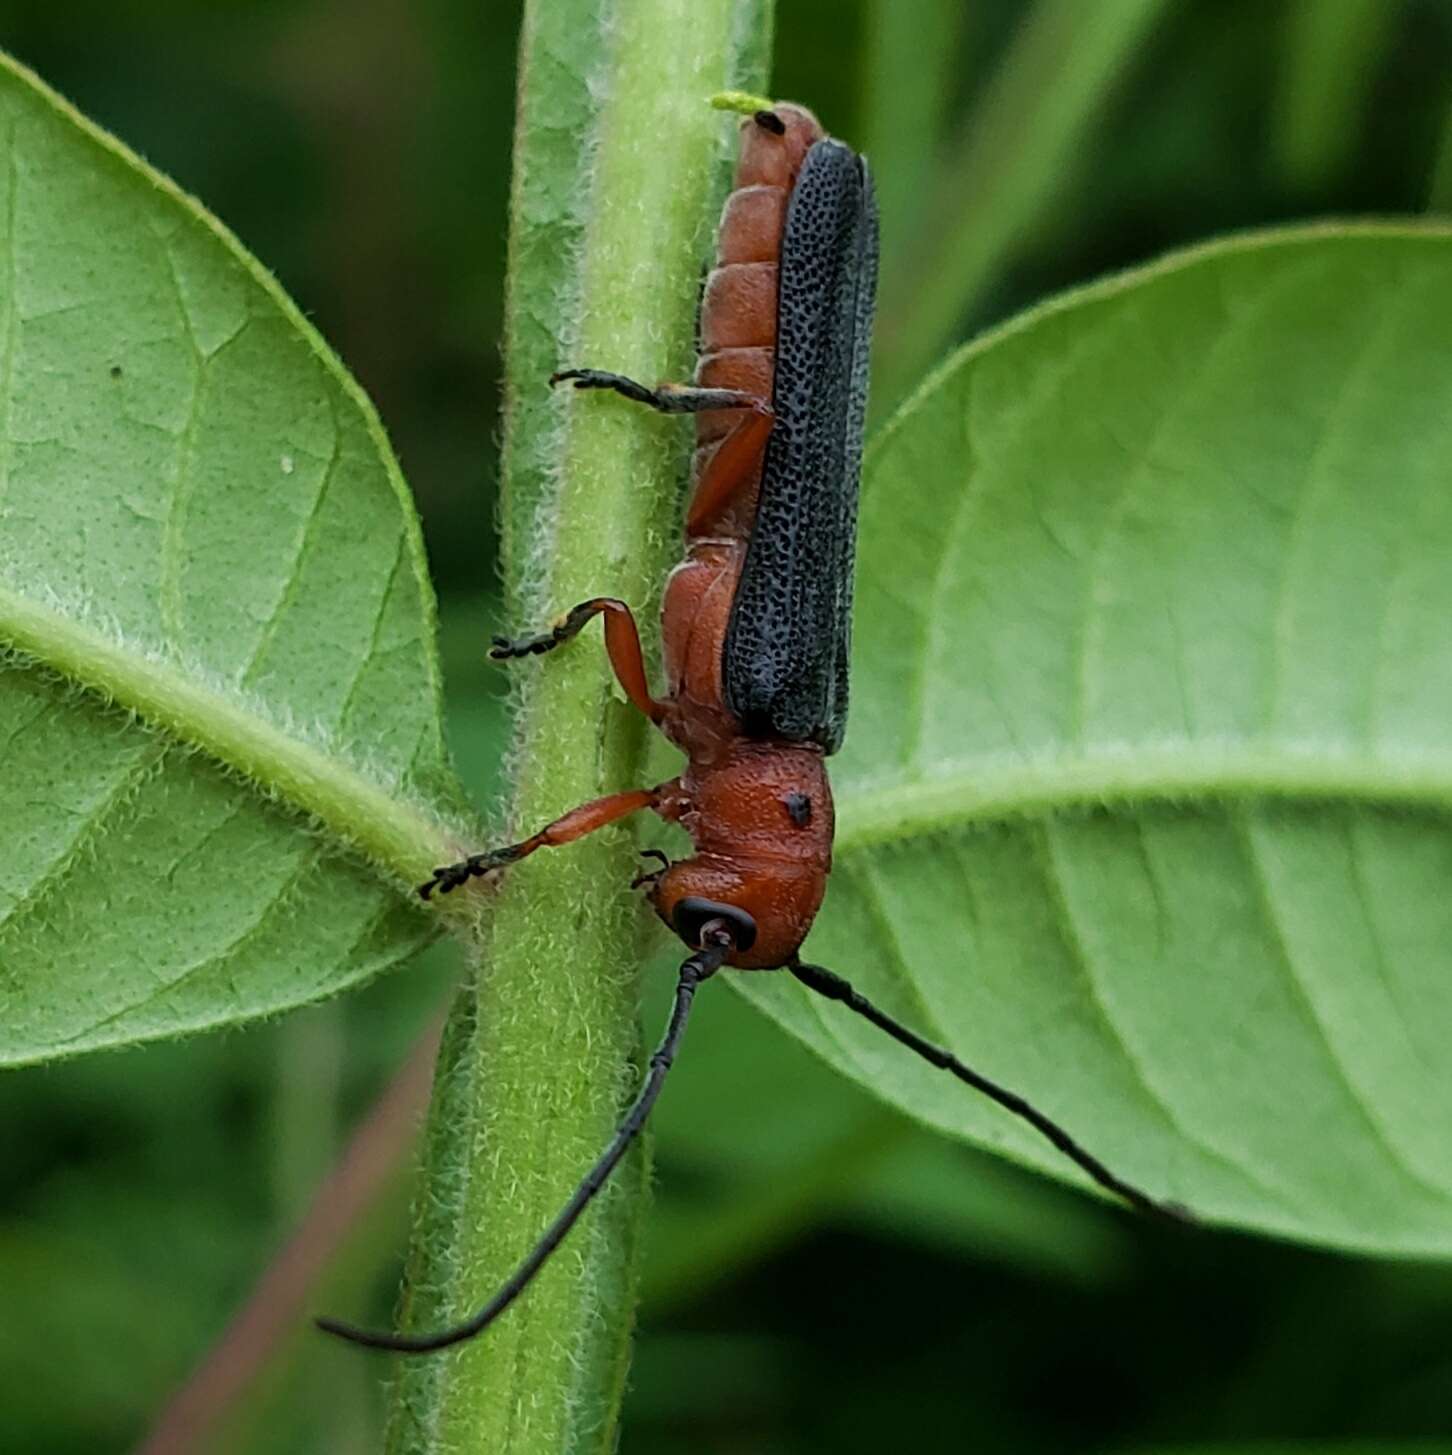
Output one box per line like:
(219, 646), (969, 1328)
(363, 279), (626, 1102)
(5, 1), (1452, 1451)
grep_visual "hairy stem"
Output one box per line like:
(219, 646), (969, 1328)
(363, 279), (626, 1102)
(385, 1), (770, 1450)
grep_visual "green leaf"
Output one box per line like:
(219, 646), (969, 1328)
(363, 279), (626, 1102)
(641, 968), (1124, 1314)
(1270, 0), (1404, 195)
(0, 54), (469, 1065)
(859, 0), (965, 278)
(873, 0), (1173, 414)
(739, 224), (1452, 1258)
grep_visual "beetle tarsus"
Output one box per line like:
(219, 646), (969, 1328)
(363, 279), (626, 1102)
(418, 845), (522, 899)
(490, 629), (562, 659)
(550, 368), (757, 416)
(551, 367), (660, 405)
(489, 600), (607, 660)
(630, 847), (672, 890)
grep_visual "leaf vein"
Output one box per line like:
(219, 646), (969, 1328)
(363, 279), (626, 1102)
(1266, 277), (1411, 736)
(156, 233), (207, 648)
(908, 413), (973, 769)
(0, 580), (456, 889)
(1344, 816), (1434, 1079)
(53, 839), (326, 1048)
(854, 855), (958, 1041)
(1076, 258), (1324, 749)
(336, 529), (407, 740)
(836, 739), (1452, 854)
(1035, 818), (1301, 1209)
(1233, 811), (1450, 1199)
(0, 741), (165, 940)
(243, 391), (344, 685)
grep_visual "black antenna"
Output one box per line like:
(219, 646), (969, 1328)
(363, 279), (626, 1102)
(317, 932), (732, 1354)
(789, 960), (1189, 1222)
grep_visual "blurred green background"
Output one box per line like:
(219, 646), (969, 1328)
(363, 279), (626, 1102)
(5, 1), (1452, 1451)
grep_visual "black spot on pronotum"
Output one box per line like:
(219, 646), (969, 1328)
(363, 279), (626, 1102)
(784, 791), (812, 827)
(753, 109), (786, 136)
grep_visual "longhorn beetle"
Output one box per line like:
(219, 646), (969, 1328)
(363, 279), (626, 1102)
(319, 95), (1179, 1356)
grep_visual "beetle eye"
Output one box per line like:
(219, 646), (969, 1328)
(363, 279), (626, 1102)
(672, 897), (758, 952)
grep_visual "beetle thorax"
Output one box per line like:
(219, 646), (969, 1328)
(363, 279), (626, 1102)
(650, 741), (833, 969)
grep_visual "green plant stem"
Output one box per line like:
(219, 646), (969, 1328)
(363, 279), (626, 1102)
(385, 1), (768, 1450)
(860, 0), (965, 278)
(270, 1002), (346, 1222)
(1271, 0), (1403, 195)
(872, 0), (1170, 415)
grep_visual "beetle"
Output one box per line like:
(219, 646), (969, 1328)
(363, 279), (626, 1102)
(320, 95), (1177, 1356)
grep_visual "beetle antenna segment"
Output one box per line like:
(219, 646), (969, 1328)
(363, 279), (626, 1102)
(789, 960), (1191, 1223)
(316, 933), (732, 1354)
(709, 89), (776, 116)
(705, 90), (783, 133)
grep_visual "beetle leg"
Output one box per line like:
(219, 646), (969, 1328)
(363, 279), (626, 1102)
(630, 847), (673, 891)
(420, 781), (682, 899)
(684, 404), (775, 533)
(491, 597), (665, 724)
(551, 368), (758, 415)
(551, 366), (776, 533)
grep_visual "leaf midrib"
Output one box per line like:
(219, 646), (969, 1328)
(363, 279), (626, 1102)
(0, 577), (460, 888)
(836, 737), (1452, 852)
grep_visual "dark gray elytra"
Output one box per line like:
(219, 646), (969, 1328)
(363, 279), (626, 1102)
(722, 137), (879, 756)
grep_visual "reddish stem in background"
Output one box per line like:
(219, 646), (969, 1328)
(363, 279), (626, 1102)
(134, 1017), (443, 1455)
